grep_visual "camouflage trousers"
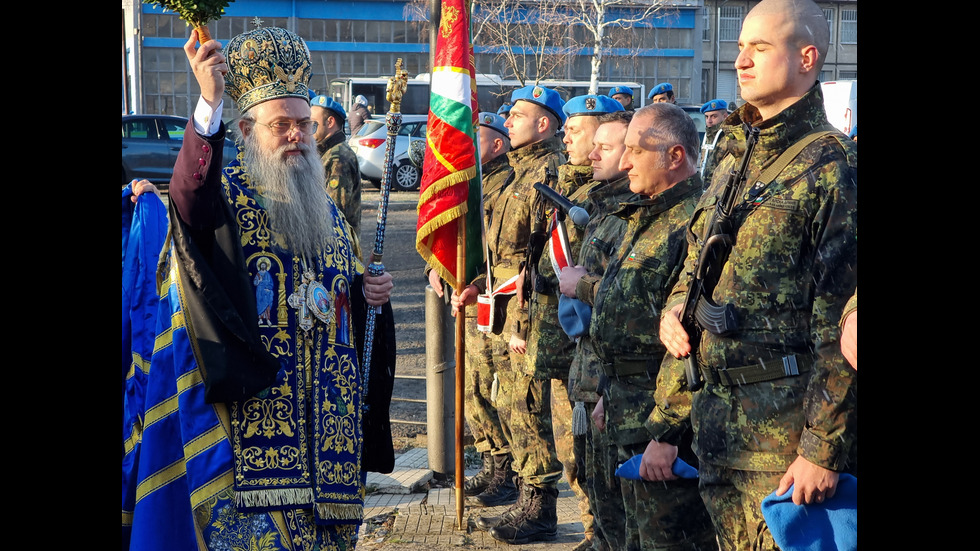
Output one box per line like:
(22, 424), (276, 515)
(586, 411), (627, 551)
(697, 463), (781, 551)
(551, 378), (595, 538)
(494, 369), (563, 486)
(463, 307), (510, 455)
(618, 442), (717, 551)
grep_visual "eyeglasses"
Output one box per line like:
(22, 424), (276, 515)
(251, 119), (319, 137)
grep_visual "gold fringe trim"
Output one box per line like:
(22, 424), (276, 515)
(235, 487), (313, 510)
(316, 502), (364, 521)
(418, 165), (477, 207)
(416, 201), (470, 289)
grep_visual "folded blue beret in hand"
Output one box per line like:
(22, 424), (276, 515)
(614, 453), (699, 480)
(761, 473), (857, 551)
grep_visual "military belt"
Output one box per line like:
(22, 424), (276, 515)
(491, 266), (520, 287)
(701, 354), (813, 386)
(533, 291), (560, 305)
(601, 357), (658, 378)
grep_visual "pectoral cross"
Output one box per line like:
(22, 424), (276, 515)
(288, 271), (316, 333)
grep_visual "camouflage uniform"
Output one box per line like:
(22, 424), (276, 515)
(480, 136), (565, 487)
(699, 123), (724, 186)
(317, 132), (362, 233)
(463, 153), (515, 458)
(567, 175), (643, 551)
(525, 162), (597, 537)
(647, 84), (858, 551)
(589, 174), (716, 550)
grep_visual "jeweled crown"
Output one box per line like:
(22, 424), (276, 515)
(224, 27), (312, 113)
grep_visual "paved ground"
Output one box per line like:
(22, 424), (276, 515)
(358, 448), (590, 550)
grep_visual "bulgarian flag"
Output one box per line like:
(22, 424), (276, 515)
(416, 0), (483, 291)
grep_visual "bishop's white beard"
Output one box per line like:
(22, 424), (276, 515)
(242, 131), (337, 259)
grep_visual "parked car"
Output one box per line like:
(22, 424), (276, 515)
(122, 114), (238, 190)
(348, 114), (427, 191)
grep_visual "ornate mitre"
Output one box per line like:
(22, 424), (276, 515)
(224, 26), (312, 113)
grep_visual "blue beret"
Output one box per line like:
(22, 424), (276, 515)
(563, 94), (625, 118)
(648, 82), (674, 99)
(762, 474), (857, 551)
(310, 95), (347, 120)
(608, 85), (633, 98)
(511, 85), (567, 125)
(558, 296), (591, 338)
(848, 125), (857, 139)
(478, 111), (509, 138)
(497, 102), (513, 116)
(700, 99), (728, 114)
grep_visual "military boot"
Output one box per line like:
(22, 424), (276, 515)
(488, 484), (559, 544)
(475, 476), (527, 531)
(472, 453), (518, 507)
(464, 452), (495, 497)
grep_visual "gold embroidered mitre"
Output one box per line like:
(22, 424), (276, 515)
(224, 27), (312, 113)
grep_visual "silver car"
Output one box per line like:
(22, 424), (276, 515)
(348, 114), (427, 191)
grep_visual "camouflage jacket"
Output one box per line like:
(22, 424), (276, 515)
(699, 124), (724, 185)
(461, 153), (515, 318)
(317, 132), (362, 232)
(525, 162), (595, 378)
(567, 175), (644, 402)
(648, 84), (858, 472)
(587, 175), (701, 446)
(476, 136), (564, 339)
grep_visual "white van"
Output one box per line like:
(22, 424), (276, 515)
(820, 80), (857, 136)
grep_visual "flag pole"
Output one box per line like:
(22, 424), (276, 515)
(455, 221), (466, 529)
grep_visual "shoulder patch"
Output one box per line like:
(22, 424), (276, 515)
(329, 178), (340, 188)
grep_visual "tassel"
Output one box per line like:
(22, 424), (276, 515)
(490, 372), (499, 404)
(572, 401), (588, 436)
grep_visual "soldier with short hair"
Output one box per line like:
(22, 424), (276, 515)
(655, 1), (858, 548)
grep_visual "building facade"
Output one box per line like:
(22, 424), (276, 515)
(121, 0), (856, 118)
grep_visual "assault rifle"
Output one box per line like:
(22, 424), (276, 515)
(521, 170), (557, 304)
(680, 126), (760, 391)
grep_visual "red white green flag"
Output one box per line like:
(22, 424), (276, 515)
(416, 0), (483, 291)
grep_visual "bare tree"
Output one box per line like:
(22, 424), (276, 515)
(406, 0), (677, 93)
(406, 0), (578, 86)
(568, 0), (673, 94)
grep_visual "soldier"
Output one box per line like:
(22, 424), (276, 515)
(525, 94), (625, 551)
(698, 98), (729, 184)
(452, 84), (566, 544)
(564, 104), (716, 550)
(647, 82), (677, 104)
(608, 86), (634, 111)
(558, 109), (642, 551)
(428, 112), (517, 500)
(311, 95), (362, 255)
(655, 1), (858, 549)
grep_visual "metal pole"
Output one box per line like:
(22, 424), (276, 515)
(425, 285), (456, 474)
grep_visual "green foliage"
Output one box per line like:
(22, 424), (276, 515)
(142, 0), (233, 28)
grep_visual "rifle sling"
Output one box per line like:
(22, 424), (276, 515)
(746, 126), (837, 201)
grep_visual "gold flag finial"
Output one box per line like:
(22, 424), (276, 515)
(386, 58), (410, 114)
